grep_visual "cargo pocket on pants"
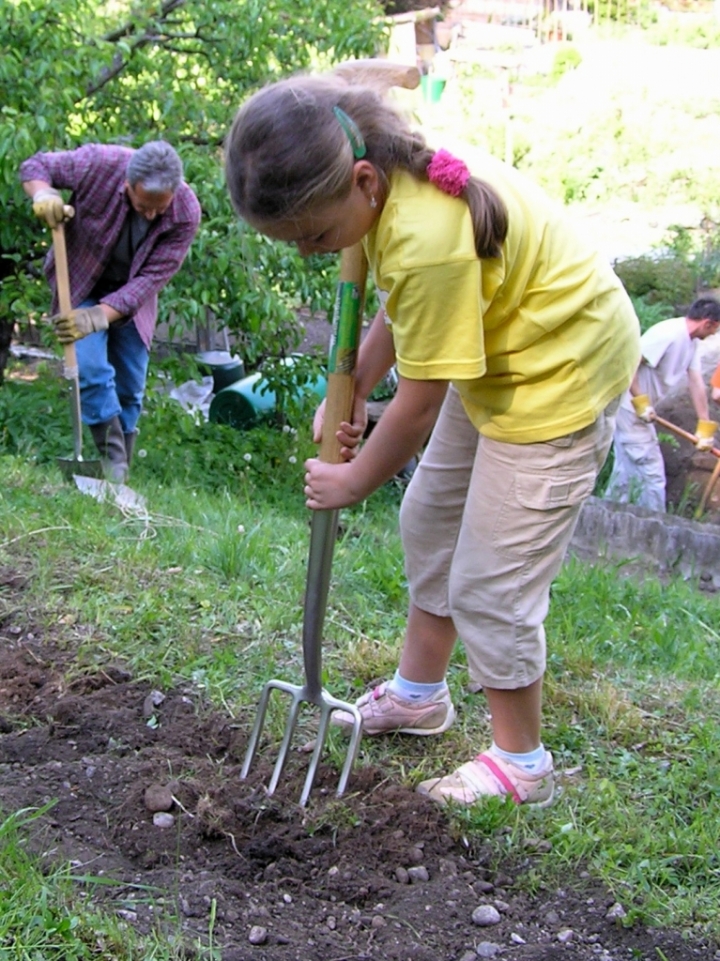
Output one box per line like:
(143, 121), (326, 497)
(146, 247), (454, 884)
(493, 470), (597, 559)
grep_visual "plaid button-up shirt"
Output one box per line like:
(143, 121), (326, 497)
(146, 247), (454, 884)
(20, 143), (201, 348)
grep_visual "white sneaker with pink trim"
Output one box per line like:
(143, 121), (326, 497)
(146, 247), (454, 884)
(332, 682), (455, 736)
(416, 750), (555, 807)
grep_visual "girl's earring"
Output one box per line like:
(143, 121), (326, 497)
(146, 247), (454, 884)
(370, 195), (377, 209)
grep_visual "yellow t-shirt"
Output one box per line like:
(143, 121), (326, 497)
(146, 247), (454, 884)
(363, 156), (641, 443)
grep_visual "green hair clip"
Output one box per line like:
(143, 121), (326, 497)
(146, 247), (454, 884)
(333, 106), (366, 159)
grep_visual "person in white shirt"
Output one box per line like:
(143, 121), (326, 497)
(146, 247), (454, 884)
(605, 297), (720, 511)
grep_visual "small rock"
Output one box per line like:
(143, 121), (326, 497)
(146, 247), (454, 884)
(248, 925), (267, 945)
(282, 893), (292, 904)
(472, 904), (501, 926)
(476, 944), (501, 959)
(493, 899), (510, 912)
(408, 865), (429, 883)
(459, 952), (478, 961)
(606, 902), (627, 920)
(544, 910), (560, 924)
(144, 784), (174, 813)
(326, 916), (336, 930)
(409, 846), (425, 864)
(248, 905), (271, 919)
(142, 690), (165, 717)
(152, 812), (175, 829)
(557, 929), (575, 942)
(371, 915), (386, 929)
(510, 932), (526, 944)
(476, 879), (495, 893)
(395, 866), (410, 884)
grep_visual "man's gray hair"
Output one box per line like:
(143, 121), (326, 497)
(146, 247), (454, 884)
(127, 141), (184, 193)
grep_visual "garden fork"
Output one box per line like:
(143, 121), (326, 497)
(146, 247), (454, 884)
(240, 58), (420, 805)
(241, 243), (367, 806)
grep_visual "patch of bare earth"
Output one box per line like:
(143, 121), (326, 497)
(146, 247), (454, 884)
(658, 390), (720, 523)
(0, 568), (716, 961)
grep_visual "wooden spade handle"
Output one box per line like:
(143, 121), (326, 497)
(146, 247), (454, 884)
(51, 221), (77, 377)
(51, 217), (85, 461)
(697, 455), (720, 518)
(653, 414), (720, 459)
(333, 58), (421, 92)
(319, 244), (368, 464)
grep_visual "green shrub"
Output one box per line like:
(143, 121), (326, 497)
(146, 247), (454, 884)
(550, 46), (582, 81)
(665, 222), (720, 292)
(631, 296), (673, 334)
(612, 254), (697, 311)
(647, 12), (720, 48)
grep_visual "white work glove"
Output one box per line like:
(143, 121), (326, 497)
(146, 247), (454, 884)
(32, 188), (71, 229)
(695, 419), (717, 452)
(51, 306), (109, 343)
(631, 394), (655, 423)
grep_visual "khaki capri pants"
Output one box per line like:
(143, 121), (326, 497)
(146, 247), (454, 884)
(399, 386), (618, 690)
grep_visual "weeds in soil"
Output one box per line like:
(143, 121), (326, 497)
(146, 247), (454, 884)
(2, 360), (720, 952)
(0, 804), (143, 959)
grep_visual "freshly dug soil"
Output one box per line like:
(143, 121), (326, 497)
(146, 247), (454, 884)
(0, 569), (716, 961)
(658, 390), (720, 521)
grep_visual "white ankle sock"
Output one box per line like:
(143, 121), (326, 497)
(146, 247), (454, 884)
(388, 670), (447, 702)
(490, 742), (549, 775)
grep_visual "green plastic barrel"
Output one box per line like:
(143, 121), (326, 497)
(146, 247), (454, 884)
(209, 358), (327, 430)
(196, 350), (246, 393)
(421, 75), (446, 104)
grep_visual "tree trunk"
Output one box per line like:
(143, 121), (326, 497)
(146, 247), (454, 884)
(0, 318), (13, 384)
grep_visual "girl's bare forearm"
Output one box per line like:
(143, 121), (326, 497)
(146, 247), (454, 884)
(349, 377), (448, 498)
(354, 308), (396, 401)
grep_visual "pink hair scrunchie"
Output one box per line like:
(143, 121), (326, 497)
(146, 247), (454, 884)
(427, 149), (471, 197)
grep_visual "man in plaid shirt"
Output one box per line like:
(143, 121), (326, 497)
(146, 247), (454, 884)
(20, 141), (201, 481)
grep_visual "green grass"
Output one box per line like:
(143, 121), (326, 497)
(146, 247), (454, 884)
(2, 361), (720, 951)
(0, 804), (152, 960)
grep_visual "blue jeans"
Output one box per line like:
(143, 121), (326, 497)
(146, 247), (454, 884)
(75, 300), (149, 433)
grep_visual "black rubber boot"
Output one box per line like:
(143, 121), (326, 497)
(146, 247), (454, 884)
(89, 417), (129, 483)
(123, 430), (138, 469)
